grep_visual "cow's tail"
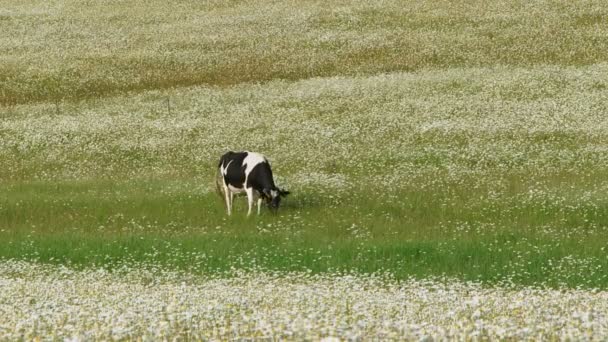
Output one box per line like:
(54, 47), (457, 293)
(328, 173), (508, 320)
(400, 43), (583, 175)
(215, 166), (223, 196)
(215, 156), (227, 207)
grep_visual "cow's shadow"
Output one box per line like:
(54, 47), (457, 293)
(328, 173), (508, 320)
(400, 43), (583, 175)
(212, 188), (331, 216)
(277, 191), (330, 211)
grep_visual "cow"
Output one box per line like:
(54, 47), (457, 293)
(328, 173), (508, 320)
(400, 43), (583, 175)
(216, 151), (290, 216)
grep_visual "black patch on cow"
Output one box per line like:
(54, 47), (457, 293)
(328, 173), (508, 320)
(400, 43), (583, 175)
(246, 162), (276, 193)
(218, 151), (248, 189)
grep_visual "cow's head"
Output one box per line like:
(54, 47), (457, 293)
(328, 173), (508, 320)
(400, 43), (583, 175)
(263, 188), (290, 212)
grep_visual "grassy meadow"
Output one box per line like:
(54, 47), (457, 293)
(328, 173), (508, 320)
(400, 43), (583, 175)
(2, 0), (608, 291)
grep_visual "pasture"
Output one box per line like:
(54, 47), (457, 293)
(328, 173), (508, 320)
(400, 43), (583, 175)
(1, 0), (608, 338)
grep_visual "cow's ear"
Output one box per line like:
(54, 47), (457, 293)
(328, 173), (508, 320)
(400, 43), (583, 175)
(279, 189), (290, 197)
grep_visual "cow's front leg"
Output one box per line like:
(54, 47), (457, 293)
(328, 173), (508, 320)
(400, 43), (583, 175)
(245, 187), (255, 217)
(257, 197), (263, 215)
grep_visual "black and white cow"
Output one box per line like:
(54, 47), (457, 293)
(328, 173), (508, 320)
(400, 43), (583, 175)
(217, 151), (290, 216)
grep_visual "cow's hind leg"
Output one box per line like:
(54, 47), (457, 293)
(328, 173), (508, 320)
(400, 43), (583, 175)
(216, 170), (228, 214)
(245, 187), (255, 217)
(222, 183), (232, 216)
(257, 198), (263, 215)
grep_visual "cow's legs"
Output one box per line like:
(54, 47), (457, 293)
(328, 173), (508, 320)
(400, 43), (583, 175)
(257, 198), (263, 215)
(222, 183), (232, 215)
(245, 187), (255, 216)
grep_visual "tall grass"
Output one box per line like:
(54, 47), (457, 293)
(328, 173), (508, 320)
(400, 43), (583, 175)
(1, 0), (607, 105)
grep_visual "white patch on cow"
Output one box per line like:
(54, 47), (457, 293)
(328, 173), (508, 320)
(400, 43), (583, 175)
(243, 152), (268, 181)
(271, 189), (279, 198)
(228, 184), (245, 193)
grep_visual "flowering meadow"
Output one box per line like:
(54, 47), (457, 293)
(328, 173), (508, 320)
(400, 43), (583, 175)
(2, 261), (608, 340)
(1, 0), (608, 339)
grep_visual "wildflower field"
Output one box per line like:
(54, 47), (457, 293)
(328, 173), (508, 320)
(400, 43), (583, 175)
(1, 0), (608, 338)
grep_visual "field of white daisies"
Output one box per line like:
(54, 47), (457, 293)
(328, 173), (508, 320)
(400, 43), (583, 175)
(1, 0), (608, 339)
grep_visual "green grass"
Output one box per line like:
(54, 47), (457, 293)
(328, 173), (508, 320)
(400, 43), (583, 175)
(1, 177), (607, 288)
